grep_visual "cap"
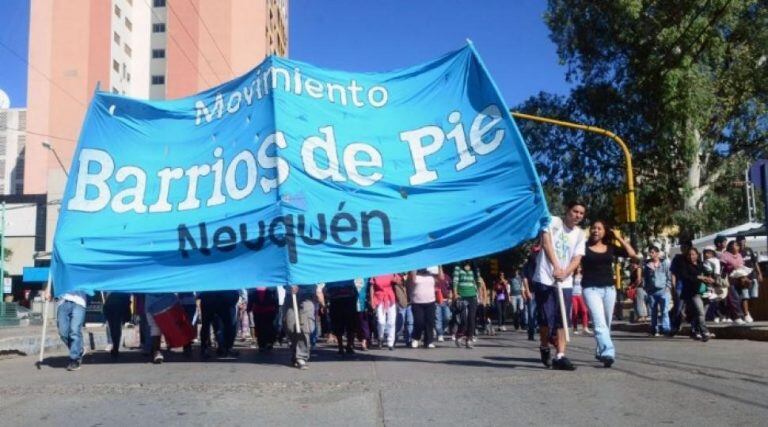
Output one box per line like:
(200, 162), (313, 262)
(702, 245), (716, 254)
(426, 266), (439, 275)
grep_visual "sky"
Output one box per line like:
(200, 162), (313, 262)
(0, 0), (30, 108)
(0, 0), (571, 109)
(289, 0), (571, 106)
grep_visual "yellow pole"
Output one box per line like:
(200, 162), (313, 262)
(510, 111), (636, 223)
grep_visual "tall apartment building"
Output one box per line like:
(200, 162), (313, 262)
(0, 97), (27, 196)
(24, 0), (288, 251)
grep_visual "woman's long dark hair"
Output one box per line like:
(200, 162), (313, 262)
(589, 219), (616, 246)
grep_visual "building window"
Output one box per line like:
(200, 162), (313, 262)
(153, 0), (166, 7)
(112, 87), (119, 94)
(125, 18), (133, 31)
(112, 60), (120, 72)
(113, 31), (121, 45)
(114, 5), (121, 17)
(152, 75), (166, 85)
(152, 49), (166, 59)
(127, 73), (131, 82)
(152, 23), (166, 33)
(124, 44), (132, 57)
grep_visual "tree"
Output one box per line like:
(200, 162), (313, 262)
(518, 0), (768, 240)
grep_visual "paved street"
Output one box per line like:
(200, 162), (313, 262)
(1, 329), (767, 426)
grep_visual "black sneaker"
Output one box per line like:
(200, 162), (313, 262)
(66, 360), (81, 371)
(602, 356), (614, 368)
(540, 347), (552, 367)
(552, 356), (576, 371)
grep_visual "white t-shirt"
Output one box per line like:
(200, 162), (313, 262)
(60, 291), (87, 308)
(533, 216), (586, 288)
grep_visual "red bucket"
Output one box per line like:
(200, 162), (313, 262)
(152, 302), (195, 348)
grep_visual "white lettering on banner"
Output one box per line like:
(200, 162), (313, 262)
(68, 148), (115, 212)
(301, 126), (346, 182)
(343, 143), (383, 186)
(111, 166), (148, 213)
(69, 105), (508, 214)
(195, 66), (391, 125)
(258, 133), (290, 193)
(400, 105), (506, 185)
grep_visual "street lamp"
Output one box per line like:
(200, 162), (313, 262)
(41, 141), (68, 178)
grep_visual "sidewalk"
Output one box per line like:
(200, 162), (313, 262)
(0, 323), (110, 356)
(612, 320), (768, 341)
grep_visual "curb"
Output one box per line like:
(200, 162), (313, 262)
(612, 322), (768, 341)
(0, 328), (110, 356)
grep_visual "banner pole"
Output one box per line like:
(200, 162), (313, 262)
(36, 270), (53, 369)
(556, 281), (570, 342)
(291, 291), (301, 334)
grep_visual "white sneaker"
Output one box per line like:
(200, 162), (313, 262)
(410, 340), (419, 348)
(471, 337), (477, 343)
(500, 326), (507, 331)
(725, 318), (734, 323)
(449, 335), (456, 341)
(437, 335), (445, 342)
(735, 318), (746, 325)
(713, 317), (721, 323)
(427, 343), (436, 349)
(584, 328), (593, 335)
(745, 314), (754, 323)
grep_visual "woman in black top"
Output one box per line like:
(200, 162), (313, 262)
(581, 220), (638, 367)
(675, 247), (713, 341)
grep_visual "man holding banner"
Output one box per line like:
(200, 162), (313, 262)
(532, 201), (586, 371)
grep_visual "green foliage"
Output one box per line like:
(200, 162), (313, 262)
(517, 0), (768, 240)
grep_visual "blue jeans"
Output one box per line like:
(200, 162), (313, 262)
(525, 297), (538, 338)
(396, 305), (413, 344)
(509, 295), (524, 328)
(57, 300), (86, 361)
(435, 301), (451, 336)
(649, 290), (670, 334)
(583, 286), (616, 359)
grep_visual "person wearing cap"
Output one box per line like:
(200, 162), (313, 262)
(736, 235), (762, 323)
(407, 267), (439, 348)
(643, 245), (672, 336)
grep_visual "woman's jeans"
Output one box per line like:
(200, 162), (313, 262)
(434, 301), (452, 336)
(57, 300), (86, 361)
(396, 305), (414, 345)
(509, 295), (524, 329)
(583, 286), (616, 359)
(685, 294), (709, 336)
(495, 300), (506, 327)
(649, 290), (670, 334)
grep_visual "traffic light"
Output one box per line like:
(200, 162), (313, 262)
(613, 194), (629, 224)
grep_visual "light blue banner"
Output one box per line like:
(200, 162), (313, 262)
(52, 44), (550, 296)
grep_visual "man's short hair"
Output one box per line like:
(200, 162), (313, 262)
(566, 200), (586, 210)
(714, 235), (727, 245)
(736, 234), (747, 242)
(648, 245), (660, 252)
